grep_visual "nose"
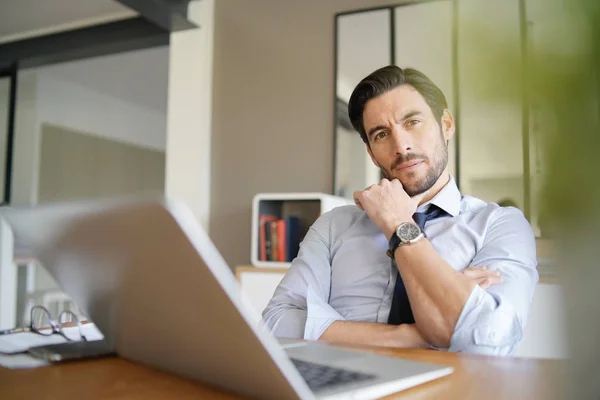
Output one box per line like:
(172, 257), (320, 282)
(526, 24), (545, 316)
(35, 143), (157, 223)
(390, 125), (413, 155)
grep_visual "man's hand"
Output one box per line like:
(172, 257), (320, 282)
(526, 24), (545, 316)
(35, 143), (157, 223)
(353, 179), (428, 240)
(462, 265), (503, 289)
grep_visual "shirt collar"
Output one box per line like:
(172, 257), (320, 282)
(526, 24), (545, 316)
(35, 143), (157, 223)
(417, 175), (461, 217)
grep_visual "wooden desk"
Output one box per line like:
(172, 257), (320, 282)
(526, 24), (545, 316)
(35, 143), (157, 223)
(0, 346), (564, 399)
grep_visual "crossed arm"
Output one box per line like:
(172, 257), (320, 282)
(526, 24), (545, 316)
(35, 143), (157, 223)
(263, 182), (537, 354)
(320, 266), (502, 348)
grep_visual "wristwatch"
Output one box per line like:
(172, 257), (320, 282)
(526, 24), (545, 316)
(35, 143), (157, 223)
(386, 222), (425, 258)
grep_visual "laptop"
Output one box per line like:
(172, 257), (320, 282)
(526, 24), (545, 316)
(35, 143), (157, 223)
(1, 198), (453, 400)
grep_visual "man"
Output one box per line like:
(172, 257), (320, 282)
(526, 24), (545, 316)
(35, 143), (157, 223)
(262, 66), (538, 355)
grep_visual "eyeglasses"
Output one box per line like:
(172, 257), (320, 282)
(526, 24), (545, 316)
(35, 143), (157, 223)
(0, 305), (88, 342)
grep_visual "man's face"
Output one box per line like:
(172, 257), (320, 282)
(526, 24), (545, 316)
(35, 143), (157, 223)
(363, 84), (454, 197)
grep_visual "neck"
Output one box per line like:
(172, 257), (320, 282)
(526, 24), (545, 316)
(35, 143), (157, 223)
(418, 170), (450, 205)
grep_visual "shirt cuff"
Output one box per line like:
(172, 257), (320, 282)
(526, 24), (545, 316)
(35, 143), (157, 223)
(303, 285), (344, 341)
(449, 285), (522, 355)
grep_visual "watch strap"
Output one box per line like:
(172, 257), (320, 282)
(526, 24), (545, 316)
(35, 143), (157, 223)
(387, 234), (401, 258)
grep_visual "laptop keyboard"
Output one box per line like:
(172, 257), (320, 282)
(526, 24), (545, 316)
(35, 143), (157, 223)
(290, 358), (377, 391)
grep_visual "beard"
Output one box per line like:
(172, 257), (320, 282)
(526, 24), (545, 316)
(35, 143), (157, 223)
(379, 130), (448, 197)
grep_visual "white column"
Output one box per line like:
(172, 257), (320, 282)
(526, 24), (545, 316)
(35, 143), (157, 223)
(0, 217), (16, 329)
(165, 0), (214, 231)
(11, 71), (39, 206)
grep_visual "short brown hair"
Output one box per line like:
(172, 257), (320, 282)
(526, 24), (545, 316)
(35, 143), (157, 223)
(348, 66), (448, 143)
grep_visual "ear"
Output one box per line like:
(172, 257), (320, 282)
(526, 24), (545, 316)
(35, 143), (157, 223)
(366, 145), (380, 167)
(441, 109), (455, 143)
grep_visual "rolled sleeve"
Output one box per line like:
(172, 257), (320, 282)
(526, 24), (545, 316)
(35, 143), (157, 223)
(261, 212), (336, 339)
(303, 285), (345, 340)
(450, 207), (538, 355)
(450, 285), (524, 355)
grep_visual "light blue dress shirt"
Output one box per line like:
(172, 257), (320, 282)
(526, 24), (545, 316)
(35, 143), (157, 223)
(262, 178), (538, 355)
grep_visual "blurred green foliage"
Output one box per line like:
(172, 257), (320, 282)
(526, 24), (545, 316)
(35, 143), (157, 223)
(461, 0), (599, 396)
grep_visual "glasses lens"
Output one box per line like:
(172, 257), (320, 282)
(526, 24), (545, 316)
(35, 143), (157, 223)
(59, 311), (83, 341)
(31, 307), (53, 335)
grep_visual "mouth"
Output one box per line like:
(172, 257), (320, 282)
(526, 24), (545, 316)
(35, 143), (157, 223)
(394, 160), (424, 171)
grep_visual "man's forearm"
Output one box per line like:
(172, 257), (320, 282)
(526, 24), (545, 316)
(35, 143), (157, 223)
(394, 239), (476, 347)
(319, 321), (429, 348)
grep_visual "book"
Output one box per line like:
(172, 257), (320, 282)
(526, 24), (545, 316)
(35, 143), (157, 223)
(277, 219), (286, 262)
(270, 220), (278, 262)
(284, 216), (301, 262)
(259, 214), (277, 261)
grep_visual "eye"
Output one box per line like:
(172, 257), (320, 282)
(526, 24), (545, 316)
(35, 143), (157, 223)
(407, 119), (420, 127)
(375, 131), (387, 140)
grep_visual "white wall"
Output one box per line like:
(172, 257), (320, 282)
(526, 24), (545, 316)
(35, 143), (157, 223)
(37, 76), (166, 151)
(165, 0), (214, 231)
(11, 66), (167, 207)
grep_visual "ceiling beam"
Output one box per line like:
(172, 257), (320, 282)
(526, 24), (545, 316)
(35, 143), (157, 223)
(116, 0), (198, 31)
(0, 17), (169, 70)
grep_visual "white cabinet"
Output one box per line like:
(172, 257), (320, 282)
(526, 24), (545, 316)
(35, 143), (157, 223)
(236, 267), (286, 316)
(514, 282), (568, 359)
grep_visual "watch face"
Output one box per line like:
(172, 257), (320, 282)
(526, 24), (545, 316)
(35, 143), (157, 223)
(397, 222), (422, 242)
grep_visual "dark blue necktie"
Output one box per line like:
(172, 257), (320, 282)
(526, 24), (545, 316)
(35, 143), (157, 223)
(387, 205), (446, 325)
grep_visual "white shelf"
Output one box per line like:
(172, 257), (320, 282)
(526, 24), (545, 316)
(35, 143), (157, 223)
(250, 192), (352, 268)
(254, 261), (292, 268)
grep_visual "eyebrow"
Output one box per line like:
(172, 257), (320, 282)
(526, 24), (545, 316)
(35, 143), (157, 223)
(366, 110), (423, 139)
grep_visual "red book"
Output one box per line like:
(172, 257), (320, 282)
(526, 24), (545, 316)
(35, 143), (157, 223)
(277, 219), (286, 262)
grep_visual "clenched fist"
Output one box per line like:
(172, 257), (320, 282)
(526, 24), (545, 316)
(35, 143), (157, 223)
(353, 179), (428, 240)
